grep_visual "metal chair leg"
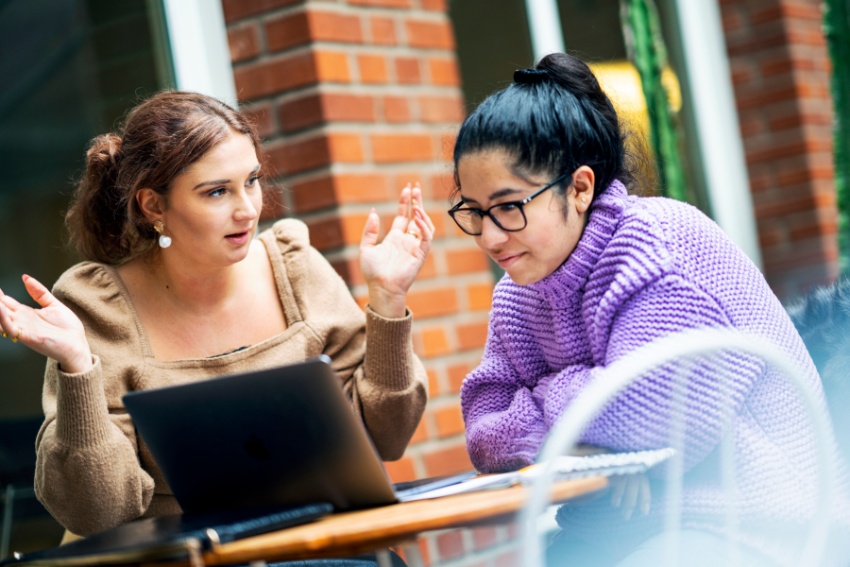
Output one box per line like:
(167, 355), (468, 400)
(1, 484), (15, 560)
(400, 542), (425, 567)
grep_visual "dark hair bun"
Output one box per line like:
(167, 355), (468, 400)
(514, 68), (549, 84)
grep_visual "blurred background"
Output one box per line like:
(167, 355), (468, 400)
(0, 0), (841, 563)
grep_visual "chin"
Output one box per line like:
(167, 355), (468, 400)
(506, 270), (542, 286)
(226, 249), (251, 264)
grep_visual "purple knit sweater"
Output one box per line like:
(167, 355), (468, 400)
(461, 181), (847, 556)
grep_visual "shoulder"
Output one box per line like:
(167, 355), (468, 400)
(259, 218), (329, 275)
(618, 195), (738, 263)
(619, 195), (755, 286)
(259, 217), (348, 297)
(52, 261), (138, 342)
(603, 194), (725, 272)
(262, 218), (311, 254)
(53, 261), (124, 306)
(586, 195), (679, 287)
(580, 196), (706, 319)
(614, 194), (707, 242)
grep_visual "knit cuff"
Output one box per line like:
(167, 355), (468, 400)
(364, 305), (414, 391)
(53, 355), (113, 448)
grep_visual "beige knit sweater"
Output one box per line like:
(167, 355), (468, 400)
(33, 219), (428, 536)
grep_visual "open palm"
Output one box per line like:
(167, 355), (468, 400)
(360, 184), (435, 316)
(0, 275), (92, 373)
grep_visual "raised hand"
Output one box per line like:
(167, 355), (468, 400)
(0, 275), (92, 374)
(359, 183), (435, 318)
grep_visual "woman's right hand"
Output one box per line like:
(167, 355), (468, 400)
(0, 274), (93, 374)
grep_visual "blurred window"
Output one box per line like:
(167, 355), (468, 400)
(0, 0), (172, 418)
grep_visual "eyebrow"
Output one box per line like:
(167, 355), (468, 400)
(461, 187), (524, 206)
(192, 164), (261, 191)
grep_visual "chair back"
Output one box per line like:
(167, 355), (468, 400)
(518, 327), (840, 567)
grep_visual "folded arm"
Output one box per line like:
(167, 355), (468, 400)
(464, 275), (766, 474)
(536, 275), (765, 471)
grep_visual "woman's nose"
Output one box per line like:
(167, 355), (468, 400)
(234, 190), (259, 220)
(476, 216), (509, 250)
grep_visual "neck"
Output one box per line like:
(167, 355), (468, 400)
(143, 250), (247, 315)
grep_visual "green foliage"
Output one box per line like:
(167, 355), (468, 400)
(620, 0), (687, 202)
(824, 0), (850, 274)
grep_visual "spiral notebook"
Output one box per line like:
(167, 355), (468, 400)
(402, 447), (676, 501)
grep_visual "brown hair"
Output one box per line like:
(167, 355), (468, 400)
(65, 91), (262, 264)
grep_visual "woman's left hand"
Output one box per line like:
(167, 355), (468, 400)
(360, 183), (434, 318)
(610, 473), (651, 520)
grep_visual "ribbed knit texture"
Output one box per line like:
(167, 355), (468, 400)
(461, 181), (850, 563)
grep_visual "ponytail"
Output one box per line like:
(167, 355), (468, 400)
(66, 134), (134, 264)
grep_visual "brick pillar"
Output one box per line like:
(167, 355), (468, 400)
(223, 0), (495, 534)
(720, 0), (837, 298)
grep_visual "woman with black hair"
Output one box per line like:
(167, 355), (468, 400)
(450, 52), (849, 566)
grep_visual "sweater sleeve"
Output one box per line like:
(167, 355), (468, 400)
(538, 274), (767, 471)
(461, 318), (551, 473)
(34, 264), (154, 536)
(272, 221), (428, 462)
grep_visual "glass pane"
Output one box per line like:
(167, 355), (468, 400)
(0, 0), (171, 419)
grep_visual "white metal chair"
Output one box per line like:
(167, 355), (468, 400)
(518, 327), (841, 567)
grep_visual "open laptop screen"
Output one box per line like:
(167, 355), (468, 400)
(123, 356), (398, 515)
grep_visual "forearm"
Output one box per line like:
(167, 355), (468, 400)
(464, 384), (550, 473)
(35, 358), (155, 535)
(351, 306), (428, 460)
(536, 276), (766, 469)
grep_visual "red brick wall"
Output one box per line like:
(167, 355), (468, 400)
(222, 1), (516, 564)
(720, 0), (838, 298)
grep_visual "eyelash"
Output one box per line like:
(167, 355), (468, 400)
(207, 174), (264, 198)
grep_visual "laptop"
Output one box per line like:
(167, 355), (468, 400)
(122, 355), (473, 517)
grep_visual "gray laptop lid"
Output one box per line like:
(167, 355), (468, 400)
(122, 355), (398, 516)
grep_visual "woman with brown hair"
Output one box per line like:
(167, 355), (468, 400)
(0, 91), (432, 550)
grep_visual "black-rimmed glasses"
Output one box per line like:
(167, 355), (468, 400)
(448, 173), (570, 236)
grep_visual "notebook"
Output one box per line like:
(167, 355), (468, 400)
(122, 355), (473, 516)
(400, 448), (677, 500)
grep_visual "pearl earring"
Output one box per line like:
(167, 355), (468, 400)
(154, 221), (172, 249)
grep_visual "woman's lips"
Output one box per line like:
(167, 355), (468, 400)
(493, 253), (523, 269)
(225, 231), (251, 246)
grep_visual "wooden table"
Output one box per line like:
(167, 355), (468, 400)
(7, 476), (607, 567)
(200, 476), (607, 566)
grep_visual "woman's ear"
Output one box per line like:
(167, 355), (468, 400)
(572, 166), (595, 214)
(136, 189), (165, 223)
